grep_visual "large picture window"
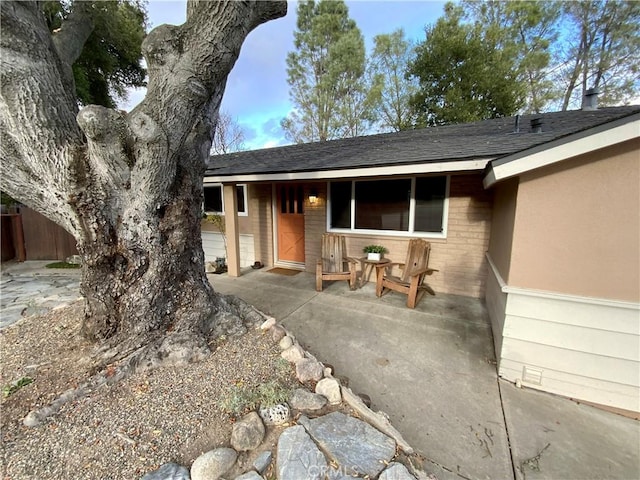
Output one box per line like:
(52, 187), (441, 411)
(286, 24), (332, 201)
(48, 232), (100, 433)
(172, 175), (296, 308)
(328, 176), (448, 237)
(203, 184), (247, 216)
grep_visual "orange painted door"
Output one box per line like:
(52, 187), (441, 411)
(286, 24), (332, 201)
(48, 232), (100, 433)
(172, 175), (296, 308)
(277, 184), (305, 263)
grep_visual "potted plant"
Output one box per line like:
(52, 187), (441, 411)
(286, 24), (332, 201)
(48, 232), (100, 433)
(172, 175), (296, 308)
(363, 245), (387, 261)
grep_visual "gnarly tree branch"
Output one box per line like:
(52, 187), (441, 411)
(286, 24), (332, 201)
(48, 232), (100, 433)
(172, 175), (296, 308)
(137, 0), (287, 157)
(52, 0), (95, 67)
(0, 1), (85, 234)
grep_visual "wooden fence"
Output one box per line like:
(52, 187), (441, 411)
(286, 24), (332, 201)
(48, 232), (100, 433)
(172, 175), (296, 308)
(20, 207), (78, 260)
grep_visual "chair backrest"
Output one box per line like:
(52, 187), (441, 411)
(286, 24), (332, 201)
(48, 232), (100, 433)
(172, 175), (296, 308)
(400, 238), (431, 283)
(321, 233), (348, 273)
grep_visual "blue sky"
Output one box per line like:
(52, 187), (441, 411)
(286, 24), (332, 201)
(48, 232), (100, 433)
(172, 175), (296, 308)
(122, 0), (446, 149)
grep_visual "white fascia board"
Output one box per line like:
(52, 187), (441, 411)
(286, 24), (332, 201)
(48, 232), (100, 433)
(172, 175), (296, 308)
(484, 117), (640, 189)
(204, 158), (492, 184)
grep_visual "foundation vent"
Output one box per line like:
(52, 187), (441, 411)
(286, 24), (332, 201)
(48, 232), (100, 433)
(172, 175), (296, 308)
(522, 366), (543, 385)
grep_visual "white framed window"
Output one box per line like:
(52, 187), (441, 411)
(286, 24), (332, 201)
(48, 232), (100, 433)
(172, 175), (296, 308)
(328, 176), (449, 238)
(203, 184), (248, 216)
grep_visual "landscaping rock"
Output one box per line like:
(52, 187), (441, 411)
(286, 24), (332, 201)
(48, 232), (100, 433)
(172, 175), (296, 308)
(190, 447), (237, 480)
(301, 411), (396, 478)
(379, 462), (417, 480)
(334, 374), (350, 387)
(258, 403), (290, 426)
(341, 387), (413, 454)
(141, 462), (190, 480)
(252, 451), (272, 474)
(357, 393), (372, 408)
(260, 317), (276, 330)
(231, 411), (265, 451)
(278, 335), (293, 350)
(234, 471), (263, 480)
(270, 325), (286, 342)
(289, 388), (327, 411)
(281, 344), (304, 362)
(295, 358), (323, 383)
(276, 425), (327, 480)
(315, 378), (341, 405)
(327, 466), (353, 480)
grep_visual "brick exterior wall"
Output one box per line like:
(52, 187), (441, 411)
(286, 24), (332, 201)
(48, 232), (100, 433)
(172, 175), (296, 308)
(434, 174), (493, 297)
(244, 175), (492, 299)
(303, 174), (492, 298)
(304, 183), (328, 272)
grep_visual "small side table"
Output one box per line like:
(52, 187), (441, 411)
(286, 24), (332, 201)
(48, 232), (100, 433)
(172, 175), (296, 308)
(358, 257), (391, 288)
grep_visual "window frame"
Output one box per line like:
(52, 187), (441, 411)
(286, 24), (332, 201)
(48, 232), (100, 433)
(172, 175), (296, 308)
(326, 176), (450, 238)
(203, 183), (248, 216)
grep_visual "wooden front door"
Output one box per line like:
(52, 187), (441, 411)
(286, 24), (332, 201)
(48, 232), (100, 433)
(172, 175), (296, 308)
(277, 184), (305, 264)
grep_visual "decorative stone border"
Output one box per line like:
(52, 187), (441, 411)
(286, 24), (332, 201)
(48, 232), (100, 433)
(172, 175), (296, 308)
(142, 316), (432, 480)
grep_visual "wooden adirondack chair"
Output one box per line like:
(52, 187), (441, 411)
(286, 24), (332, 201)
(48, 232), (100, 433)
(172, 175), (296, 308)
(316, 233), (358, 292)
(375, 238), (438, 308)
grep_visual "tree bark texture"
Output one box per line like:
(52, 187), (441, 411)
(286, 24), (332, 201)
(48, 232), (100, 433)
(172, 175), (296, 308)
(0, 1), (287, 363)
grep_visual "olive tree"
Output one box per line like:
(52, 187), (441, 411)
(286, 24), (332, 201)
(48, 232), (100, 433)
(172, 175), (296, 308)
(0, 1), (286, 367)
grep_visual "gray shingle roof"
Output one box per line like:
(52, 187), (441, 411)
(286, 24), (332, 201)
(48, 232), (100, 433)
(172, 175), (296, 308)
(205, 107), (640, 177)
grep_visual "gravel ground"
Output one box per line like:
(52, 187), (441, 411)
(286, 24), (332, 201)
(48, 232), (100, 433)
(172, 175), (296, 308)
(0, 301), (298, 479)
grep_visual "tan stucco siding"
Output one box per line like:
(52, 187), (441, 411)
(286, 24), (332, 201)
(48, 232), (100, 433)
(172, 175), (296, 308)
(509, 139), (640, 302)
(487, 178), (518, 284)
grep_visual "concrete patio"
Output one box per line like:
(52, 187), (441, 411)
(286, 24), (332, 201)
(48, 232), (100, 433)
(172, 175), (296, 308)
(1, 261), (638, 479)
(210, 267), (639, 480)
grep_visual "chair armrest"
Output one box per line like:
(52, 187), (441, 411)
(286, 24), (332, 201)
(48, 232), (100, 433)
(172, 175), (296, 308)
(344, 256), (359, 264)
(380, 262), (403, 269)
(407, 267), (438, 277)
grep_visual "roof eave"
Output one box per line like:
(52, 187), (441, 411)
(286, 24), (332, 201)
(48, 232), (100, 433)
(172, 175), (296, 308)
(204, 158), (493, 183)
(483, 113), (640, 189)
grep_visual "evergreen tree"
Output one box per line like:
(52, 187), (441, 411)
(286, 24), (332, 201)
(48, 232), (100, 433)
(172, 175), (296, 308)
(408, 3), (525, 126)
(281, 0), (371, 142)
(43, 0), (147, 108)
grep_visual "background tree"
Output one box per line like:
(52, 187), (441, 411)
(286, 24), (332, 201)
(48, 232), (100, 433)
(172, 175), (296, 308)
(0, 0), (286, 378)
(42, 0), (147, 108)
(334, 29), (379, 138)
(369, 28), (417, 131)
(556, 0), (640, 110)
(461, 0), (561, 114)
(210, 110), (247, 155)
(281, 0), (370, 142)
(408, 3), (525, 126)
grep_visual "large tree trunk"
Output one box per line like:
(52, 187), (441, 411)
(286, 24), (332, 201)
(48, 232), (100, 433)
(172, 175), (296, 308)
(1, 0), (287, 367)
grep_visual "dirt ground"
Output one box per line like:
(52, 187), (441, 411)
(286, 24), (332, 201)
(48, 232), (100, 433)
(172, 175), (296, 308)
(0, 301), (301, 479)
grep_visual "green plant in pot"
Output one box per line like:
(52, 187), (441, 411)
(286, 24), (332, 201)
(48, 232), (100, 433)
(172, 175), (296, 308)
(363, 245), (387, 261)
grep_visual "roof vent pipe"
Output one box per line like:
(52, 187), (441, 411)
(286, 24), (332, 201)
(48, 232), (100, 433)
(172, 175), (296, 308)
(583, 88), (599, 110)
(530, 117), (543, 133)
(514, 114), (520, 133)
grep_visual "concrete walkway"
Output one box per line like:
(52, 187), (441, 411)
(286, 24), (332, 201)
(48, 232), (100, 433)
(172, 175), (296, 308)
(0, 260), (82, 329)
(210, 268), (639, 480)
(1, 262), (638, 480)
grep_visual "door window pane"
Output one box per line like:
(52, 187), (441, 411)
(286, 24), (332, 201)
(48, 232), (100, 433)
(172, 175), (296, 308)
(297, 186), (304, 214)
(355, 179), (411, 231)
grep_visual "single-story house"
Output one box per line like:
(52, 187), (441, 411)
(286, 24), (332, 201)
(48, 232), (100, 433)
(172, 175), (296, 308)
(203, 103), (640, 414)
